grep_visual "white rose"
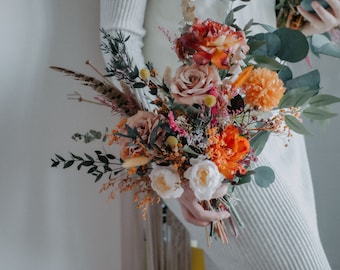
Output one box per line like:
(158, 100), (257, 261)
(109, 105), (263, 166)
(184, 158), (224, 201)
(149, 165), (184, 199)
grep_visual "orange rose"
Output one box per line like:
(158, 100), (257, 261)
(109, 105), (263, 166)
(206, 125), (250, 180)
(175, 19), (249, 69)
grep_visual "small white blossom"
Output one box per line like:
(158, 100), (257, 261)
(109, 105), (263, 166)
(149, 164), (184, 199)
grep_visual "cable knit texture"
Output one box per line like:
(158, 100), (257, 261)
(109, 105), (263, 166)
(100, 0), (332, 269)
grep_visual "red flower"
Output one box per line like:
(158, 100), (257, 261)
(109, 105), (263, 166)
(175, 19), (249, 69)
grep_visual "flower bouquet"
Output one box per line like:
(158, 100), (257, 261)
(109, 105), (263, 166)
(51, 0), (340, 244)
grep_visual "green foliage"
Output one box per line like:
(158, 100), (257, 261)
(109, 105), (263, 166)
(284, 115), (311, 135)
(279, 87), (318, 108)
(51, 151), (119, 182)
(309, 94), (340, 107)
(72, 129), (105, 144)
(250, 130), (270, 156)
(303, 107), (338, 120)
(284, 70), (320, 91)
(254, 166), (275, 188)
(274, 28), (309, 62)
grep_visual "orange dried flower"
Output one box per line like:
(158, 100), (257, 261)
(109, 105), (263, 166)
(207, 126), (250, 180)
(244, 68), (286, 111)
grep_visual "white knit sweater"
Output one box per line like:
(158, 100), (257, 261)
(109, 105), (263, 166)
(100, 0), (331, 269)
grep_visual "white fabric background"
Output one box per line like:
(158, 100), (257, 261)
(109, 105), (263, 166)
(0, 0), (339, 269)
(0, 0), (121, 270)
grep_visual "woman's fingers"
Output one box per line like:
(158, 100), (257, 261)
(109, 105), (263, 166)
(177, 184), (230, 226)
(297, 0), (340, 35)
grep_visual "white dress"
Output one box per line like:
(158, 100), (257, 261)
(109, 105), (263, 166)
(100, 0), (331, 269)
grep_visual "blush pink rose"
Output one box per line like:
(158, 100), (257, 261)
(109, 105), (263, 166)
(120, 111), (166, 160)
(170, 63), (220, 105)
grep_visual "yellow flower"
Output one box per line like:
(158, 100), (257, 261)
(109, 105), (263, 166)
(139, 68), (151, 81)
(122, 156), (150, 168)
(204, 95), (217, 107)
(166, 136), (178, 148)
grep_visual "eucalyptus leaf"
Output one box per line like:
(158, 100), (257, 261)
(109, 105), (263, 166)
(279, 87), (317, 108)
(284, 70), (320, 91)
(254, 166), (275, 188)
(251, 33), (281, 57)
(237, 173), (252, 185)
(274, 28), (309, 62)
(251, 55), (283, 70)
(309, 94), (340, 107)
(315, 42), (340, 58)
(278, 65), (293, 82)
(250, 130), (270, 156)
(302, 107), (338, 120)
(284, 115), (311, 135)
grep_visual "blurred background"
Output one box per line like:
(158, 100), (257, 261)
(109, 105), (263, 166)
(0, 0), (339, 269)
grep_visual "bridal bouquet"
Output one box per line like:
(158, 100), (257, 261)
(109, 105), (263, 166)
(51, 0), (339, 243)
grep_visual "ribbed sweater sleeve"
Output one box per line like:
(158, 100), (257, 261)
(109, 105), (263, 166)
(100, 0), (147, 66)
(100, 0), (151, 109)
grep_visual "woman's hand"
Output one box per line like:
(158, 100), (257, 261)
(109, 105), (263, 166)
(177, 184), (230, 226)
(297, 0), (340, 36)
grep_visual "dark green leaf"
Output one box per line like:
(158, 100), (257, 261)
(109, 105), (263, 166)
(94, 173), (103, 182)
(250, 32), (281, 57)
(309, 94), (340, 107)
(279, 87), (317, 108)
(125, 124), (137, 139)
(250, 130), (270, 156)
(284, 115), (311, 135)
(106, 154), (116, 160)
(87, 167), (97, 174)
(51, 159), (60, 167)
(98, 155), (109, 164)
(302, 107), (338, 120)
(251, 55), (283, 70)
(274, 28), (309, 62)
(71, 153), (83, 160)
(284, 70), (320, 91)
(133, 82), (146, 88)
(55, 154), (65, 162)
(129, 66), (139, 80)
(236, 173), (252, 185)
(84, 153), (94, 161)
(82, 160), (94, 167)
(63, 160), (74, 169)
(278, 65), (293, 82)
(104, 165), (113, 172)
(254, 166), (275, 188)
(149, 122), (161, 146)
